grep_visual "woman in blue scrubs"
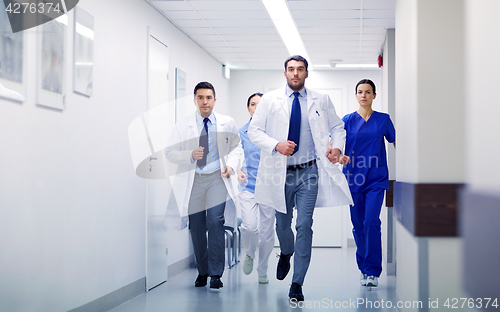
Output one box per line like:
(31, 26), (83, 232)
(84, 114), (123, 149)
(340, 79), (395, 287)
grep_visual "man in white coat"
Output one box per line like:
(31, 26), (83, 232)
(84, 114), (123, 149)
(248, 55), (352, 301)
(165, 82), (242, 290)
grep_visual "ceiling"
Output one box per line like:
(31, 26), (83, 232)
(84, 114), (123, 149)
(148, 0), (395, 70)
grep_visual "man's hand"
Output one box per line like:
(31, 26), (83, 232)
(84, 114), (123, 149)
(326, 148), (341, 164)
(222, 166), (233, 178)
(237, 168), (247, 184)
(339, 155), (351, 165)
(275, 140), (297, 156)
(192, 147), (205, 160)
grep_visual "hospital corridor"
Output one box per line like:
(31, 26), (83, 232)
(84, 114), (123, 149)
(0, 0), (498, 312)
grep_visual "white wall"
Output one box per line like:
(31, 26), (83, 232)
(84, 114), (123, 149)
(465, 0), (500, 194)
(394, 0), (467, 306)
(416, 0), (465, 183)
(395, 221), (420, 312)
(395, 0), (418, 183)
(0, 0), (229, 311)
(427, 239), (465, 301)
(396, 0), (465, 184)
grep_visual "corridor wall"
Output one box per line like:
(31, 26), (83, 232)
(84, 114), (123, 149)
(0, 0), (230, 311)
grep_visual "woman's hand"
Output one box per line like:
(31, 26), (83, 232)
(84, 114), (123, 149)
(339, 155), (351, 165)
(237, 168), (247, 184)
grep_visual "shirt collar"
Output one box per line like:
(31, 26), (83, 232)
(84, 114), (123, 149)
(196, 112), (216, 126)
(286, 85), (307, 99)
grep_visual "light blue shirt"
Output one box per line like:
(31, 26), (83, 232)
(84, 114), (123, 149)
(285, 85), (316, 166)
(238, 119), (260, 193)
(191, 112), (221, 174)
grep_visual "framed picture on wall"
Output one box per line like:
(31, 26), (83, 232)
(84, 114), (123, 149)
(37, 15), (67, 110)
(73, 7), (94, 97)
(0, 1), (26, 102)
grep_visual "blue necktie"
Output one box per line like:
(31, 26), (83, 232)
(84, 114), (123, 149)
(197, 117), (209, 169)
(287, 92), (301, 155)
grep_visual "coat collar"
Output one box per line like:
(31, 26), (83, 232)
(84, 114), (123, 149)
(277, 84), (318, 114)
(187, 111), (225, 127)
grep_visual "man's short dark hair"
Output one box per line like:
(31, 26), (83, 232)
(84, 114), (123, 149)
(284, 55), (308, 71)
(194, 81), (216, 98)
(247, 92), (263, 107)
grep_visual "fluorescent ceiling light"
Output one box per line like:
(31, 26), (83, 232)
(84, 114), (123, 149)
(313, 65), (331, 68)
(262, 0), (311, 66)
(336, 64), (379, 68)
(75, 62), (94, 66)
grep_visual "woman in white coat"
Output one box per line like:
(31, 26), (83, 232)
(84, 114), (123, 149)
(237, 92), (275, 284)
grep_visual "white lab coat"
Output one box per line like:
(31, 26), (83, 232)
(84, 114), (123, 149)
(248, 85), (353, 213)
(165, 111), (243, 219)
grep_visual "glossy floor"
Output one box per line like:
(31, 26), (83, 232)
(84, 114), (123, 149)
(110, 247), (398, 312)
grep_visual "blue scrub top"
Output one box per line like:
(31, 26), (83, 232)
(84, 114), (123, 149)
(239, 119), (261, 193)
(342, 111), (395, 192)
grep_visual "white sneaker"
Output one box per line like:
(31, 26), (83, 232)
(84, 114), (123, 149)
(366, 276), (378, 287)
(360, 273), (368, 286)
(258, 275), (269, 284)
(243, 255), (253, 275)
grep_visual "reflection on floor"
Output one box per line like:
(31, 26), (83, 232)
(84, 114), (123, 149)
(110, 247), (399, 312)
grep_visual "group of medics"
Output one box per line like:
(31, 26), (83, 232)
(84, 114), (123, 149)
(165, 55), (395, 302)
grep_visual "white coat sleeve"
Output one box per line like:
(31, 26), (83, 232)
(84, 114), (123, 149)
(164, 124), (194, 165)
(248, 94), (280, 154)
(326, 95), (346, 153)
(226, 120), (243, 171)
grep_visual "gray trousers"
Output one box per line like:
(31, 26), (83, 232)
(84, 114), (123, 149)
(275, 163), (318, 285)
(188, 170), (227, 277)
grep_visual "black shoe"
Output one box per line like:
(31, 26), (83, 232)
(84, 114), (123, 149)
(194, 274), (208, 287)
(276, 252), (292, 280)
(210, 276), (223, 289)
(289, 282), (304, 301)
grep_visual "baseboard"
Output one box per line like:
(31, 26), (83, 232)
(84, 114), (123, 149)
(168, 255), (195, 279)
(67, 278), (145, 312)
